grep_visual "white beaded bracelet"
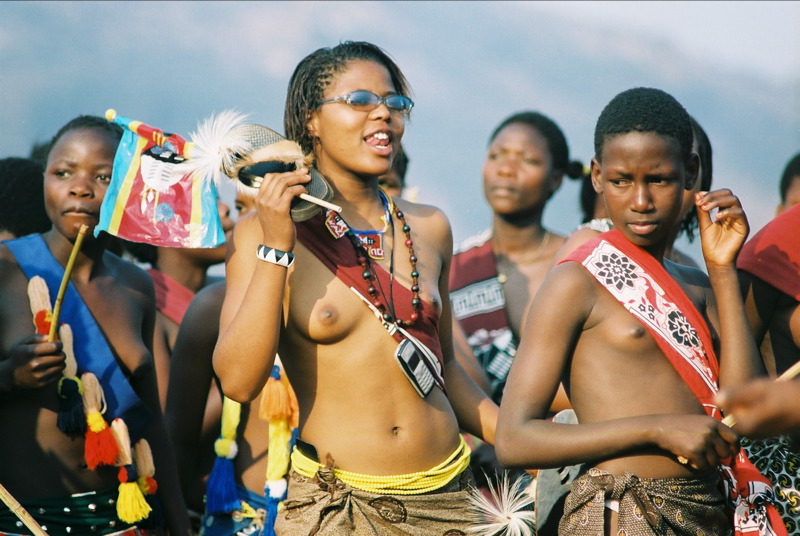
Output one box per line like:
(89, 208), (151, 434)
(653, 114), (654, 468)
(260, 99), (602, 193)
(256, 244), (295, 268)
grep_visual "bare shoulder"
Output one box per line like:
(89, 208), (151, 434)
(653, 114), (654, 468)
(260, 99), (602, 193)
(103, 251), (155, 304)
(0, 244), (20, 283)
(394, 198), (452, 251)
(552, 227), (602, 265)
(531, 262), (597, 319)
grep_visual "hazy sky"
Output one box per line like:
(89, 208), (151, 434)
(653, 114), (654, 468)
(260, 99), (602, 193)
(1, 1), (798, 266)
(535, 1), (799, 84)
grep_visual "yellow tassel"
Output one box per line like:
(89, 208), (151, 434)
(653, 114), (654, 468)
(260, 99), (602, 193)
(266, 418), (293, 482)
(215, 397), (241, 458)
(111, 419), (152, 523)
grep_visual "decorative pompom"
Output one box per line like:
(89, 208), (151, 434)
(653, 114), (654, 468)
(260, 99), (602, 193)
(33, 309), (52, 335)
(205, 457), (240, 514)
(133, 440), (163, 530)
(112, 419), (152, 524)
(57, 376), (86, 435)
(82, 372), (118, 468)
(259, 364), (300, 427)
(117, 465), (152, 523)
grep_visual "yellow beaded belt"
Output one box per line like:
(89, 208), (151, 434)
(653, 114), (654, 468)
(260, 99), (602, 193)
(290, 435), (471, 495)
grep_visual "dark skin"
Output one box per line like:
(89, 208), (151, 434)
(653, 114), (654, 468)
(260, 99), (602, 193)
(151, 201), (233, 411)
(0, 127), (189, 535)
(166, 281), (268, 515)
(717, 378), (800, 439)
(739, 270), (800, 377)
(496, 132), (762, 485)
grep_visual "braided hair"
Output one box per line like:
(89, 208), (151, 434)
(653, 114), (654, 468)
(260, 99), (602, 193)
(284, 41), (411, 156)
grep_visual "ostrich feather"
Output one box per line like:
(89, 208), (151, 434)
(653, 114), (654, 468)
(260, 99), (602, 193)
(467, 472), (536, 536)
(184, 110), (252, 188)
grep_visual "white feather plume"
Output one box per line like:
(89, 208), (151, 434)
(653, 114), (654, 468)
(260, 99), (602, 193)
(184, 109), (252, 188)
(467, 472), (537, 536)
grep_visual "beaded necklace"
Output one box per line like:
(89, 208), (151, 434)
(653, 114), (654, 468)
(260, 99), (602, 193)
(339, 191), (421, 327)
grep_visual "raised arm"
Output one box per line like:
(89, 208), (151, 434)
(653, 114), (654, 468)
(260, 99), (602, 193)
(695, 189), (765, 388)
(213, 169), (310, 402)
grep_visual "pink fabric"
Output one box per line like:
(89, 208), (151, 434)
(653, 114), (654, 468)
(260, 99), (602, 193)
(738, 202), (800, 301)
(147, 269), (195, 325)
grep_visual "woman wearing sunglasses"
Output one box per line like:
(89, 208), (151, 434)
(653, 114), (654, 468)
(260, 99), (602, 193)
(213, 41), (497, 535)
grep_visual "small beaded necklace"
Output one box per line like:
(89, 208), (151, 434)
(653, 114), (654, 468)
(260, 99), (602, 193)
(341, 191), (421, 327)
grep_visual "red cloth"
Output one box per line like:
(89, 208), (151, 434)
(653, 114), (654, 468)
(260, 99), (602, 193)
(147, 269), (195, 325)
(295, 212), (445, 375)
(564, 228), (787, 536)
(449, 236), (510, 338)
(737, 202), (800, 301)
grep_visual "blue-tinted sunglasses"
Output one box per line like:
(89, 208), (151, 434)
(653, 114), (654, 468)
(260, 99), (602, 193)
(317, 90), (414, 115)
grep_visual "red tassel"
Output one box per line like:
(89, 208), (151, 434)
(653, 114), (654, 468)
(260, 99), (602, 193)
(85, 421), (120, 469)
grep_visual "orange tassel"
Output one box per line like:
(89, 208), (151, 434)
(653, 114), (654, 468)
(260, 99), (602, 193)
(259, 364), (300, 427)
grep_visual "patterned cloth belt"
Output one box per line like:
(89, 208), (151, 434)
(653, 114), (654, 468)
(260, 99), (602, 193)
(0, 488), (137, 536)
(290, 436), (471, 495)
(0, 527), (144, 536)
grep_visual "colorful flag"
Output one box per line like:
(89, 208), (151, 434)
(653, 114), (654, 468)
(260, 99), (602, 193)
(96, 109), (225, 248)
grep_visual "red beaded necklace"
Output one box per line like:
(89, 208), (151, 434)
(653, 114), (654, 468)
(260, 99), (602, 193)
(342, 192), (421, 326)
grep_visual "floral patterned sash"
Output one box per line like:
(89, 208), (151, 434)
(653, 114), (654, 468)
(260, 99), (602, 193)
(563, 229), (787, 536)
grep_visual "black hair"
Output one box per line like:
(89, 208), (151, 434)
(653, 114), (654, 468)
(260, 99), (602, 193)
(678, 116), (714, 242)
(779, 151), (800, 203)
(46, 115), (124, 161)
(569, 166), (597, 224)
(0, 157), (51, 237)
(284, 41), (411, 156)
(489, 111), (583, 179)
(594, 87), (694, 162)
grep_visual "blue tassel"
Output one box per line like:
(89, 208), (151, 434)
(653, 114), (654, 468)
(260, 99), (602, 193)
(57, 377), (86, 435)
(265, 496), (280, 536)
(205, 457), (240, 514)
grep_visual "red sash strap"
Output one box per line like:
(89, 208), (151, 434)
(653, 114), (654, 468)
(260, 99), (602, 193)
(737, 202), (800, 301)
(295, 211), (446, 383)
(147, 269), (195, 325)
(563, 229), (787, 536)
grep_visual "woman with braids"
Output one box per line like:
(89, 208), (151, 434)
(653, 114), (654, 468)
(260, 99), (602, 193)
(213, 41), (497, 535)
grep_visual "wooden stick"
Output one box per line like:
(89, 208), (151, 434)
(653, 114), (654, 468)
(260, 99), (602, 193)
(0, 484), (48, 536)
(298, 193), (342, 213)
(48, 224), (89, 342)
(722, 360), (800, 427)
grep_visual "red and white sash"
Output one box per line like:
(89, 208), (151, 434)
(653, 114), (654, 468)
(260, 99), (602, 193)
(564, 229), (787, 536)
